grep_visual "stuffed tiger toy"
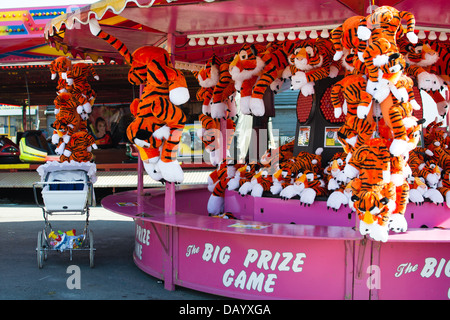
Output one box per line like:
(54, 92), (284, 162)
(59, 130), (97, 163)
(350, 180), (394, 242)
(196, 55), (221, 116)
(346, 138), (404, 241)
(229, 43), (289, 116)
(211, 58), (237, 119)
(49, 56), (72, 93)
(227, 163), (260, 191)
(287, 38), (339, 96)
(331, 15), (366, 62)
(280, 148), (323, 177)
(51, 92), (82, 156)
(437, 170), (450, 207)
(260, 140), (294, 171)
(330, 74), (375, 155)
(402, 41), (450, 116)
(377, 72), (421, 156)
(207, 161), (244, 215)
(357, 5), (418, 49)
(363, 37), (404, 100)
(246, 45), (291, 116)
(67, 62), (99, 115)
(344, 138), (392, 191)
(279, 170), (327, 205)
(239, 168), (274, 197)
(90, 20), (189, 183)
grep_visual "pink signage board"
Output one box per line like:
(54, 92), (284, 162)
(103, 187), (450, 300)
(376, 242), (450, 300)
(176, 228), (348, 299)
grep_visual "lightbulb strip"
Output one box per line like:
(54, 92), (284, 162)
(186, 24), (340, 40)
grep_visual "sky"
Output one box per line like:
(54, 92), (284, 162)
(0, 0), (99, 9)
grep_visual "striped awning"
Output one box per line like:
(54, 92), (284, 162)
(43, 0), (450, 66)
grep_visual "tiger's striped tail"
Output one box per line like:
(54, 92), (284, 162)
(89, 19), (132, 65)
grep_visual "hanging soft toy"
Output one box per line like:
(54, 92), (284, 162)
(286, 38), (339, 96)
(210, 58), (237, 119)
(51, 92), (81, 156)
(343, 138), (398, 242)
(59, 130), (98, 162)
(330, 74), (375, 156)
(197, 113), (221, 165)
(331, 15), (366, 63)
(90, 20), (189, 183)
(229, 43), (288, 116)
(357, 5), (418, 50)
(196, 55), (221, 116)
(49, 56), (72, 93)
(67, 62), (99, 115)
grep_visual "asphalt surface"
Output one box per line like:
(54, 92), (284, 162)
(0, 192), (226, 300)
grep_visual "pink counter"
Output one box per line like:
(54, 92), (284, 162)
(102, 185), (450, 300)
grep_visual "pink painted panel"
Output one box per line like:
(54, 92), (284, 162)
(176, 228), (348, 300)
(133, 218), (165, 279)
(376, 242), (450, 300)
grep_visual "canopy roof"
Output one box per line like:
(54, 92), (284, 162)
(44, 0), (450, 66)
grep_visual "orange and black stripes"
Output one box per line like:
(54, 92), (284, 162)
(97, 30), (132, 65)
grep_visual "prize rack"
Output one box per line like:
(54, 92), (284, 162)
(45, 0), (450, 299)
(33, 162), (96, 268)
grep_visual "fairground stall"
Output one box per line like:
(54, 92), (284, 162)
(44, 0), (450, 299)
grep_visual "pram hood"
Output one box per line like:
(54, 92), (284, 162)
(37, 160), (97, 184)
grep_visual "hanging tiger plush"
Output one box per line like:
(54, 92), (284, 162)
(330, 74), (375, 155)
(402, 41), (450, 116)
(196, 55), (221, 116)
(287, 38), (339, 96)
(211, 58), (237, 119)
(51, 92), (82, 156)
(331, 15), (366, 62)
(59, 130), (98, 163)
(229, 43), (289, 116)
(90, 20), (189, 183)
(350, 181), (394, 242)
(67, 62), (99, 115)
(247, 45), (291, 116)
(357, 5), (418, 49)
(49, 56), (72, 93)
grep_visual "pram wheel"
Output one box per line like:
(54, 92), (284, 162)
(37, 231), (44, 269)
(89, 230), (95, 268)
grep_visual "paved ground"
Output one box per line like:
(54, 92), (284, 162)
(0, 203), (225, 300)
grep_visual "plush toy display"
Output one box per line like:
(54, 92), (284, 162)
(67, 62), (99, 116)
(50, 4), (448, 245)
(286, 38), (340, 96)
(49, 56), (72, 93)
(49, 58), (98, 164)
(196, 55), (221, 116)
(90, 20), (189, 183)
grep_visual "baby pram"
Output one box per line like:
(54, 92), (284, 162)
(33, 161), (97, 268)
